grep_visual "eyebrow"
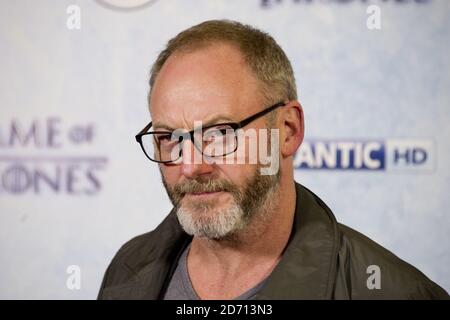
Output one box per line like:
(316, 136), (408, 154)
(152, 115), (235, 131)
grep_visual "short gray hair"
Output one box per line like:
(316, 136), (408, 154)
(148, 19), (297, 108)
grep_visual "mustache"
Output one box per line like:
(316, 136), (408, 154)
(171, 178), (239, 196)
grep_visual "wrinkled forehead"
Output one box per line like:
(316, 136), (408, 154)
(149, 43), (264, 131)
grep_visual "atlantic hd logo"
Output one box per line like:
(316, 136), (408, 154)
(294, 139), (435, 172)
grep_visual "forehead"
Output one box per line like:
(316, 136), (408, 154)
(149, 42), (264, 130)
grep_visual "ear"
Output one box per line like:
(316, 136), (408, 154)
(279, 101), (304, 158)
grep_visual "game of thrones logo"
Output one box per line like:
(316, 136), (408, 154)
(0, 117), (108, 196)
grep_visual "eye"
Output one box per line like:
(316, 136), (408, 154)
(203, 126), (233, 142)
(156, 133), (171, 143)
(155, 133), (181, 148)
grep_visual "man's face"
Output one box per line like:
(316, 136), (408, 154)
(150, 43), (281, 240)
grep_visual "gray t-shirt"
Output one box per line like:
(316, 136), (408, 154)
(163, 242), (269, 300)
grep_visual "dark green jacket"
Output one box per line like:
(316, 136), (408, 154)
(98, 182), (449, 299)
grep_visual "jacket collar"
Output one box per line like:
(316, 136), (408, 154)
(112, 182), (340, 299)
(254, 183), (340, 299)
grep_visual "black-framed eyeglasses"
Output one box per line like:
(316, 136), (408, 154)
(135, 101), (286, 163)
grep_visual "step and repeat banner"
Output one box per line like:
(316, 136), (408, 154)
(0, 0), (449, 299)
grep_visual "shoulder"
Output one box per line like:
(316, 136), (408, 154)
(98, 212), (182, 298)
(110, 231), (157, 272)
(97, 230), (156, 298)
(334, 223), (449, 299)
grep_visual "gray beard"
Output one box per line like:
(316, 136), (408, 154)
(162, 165), (281, 241)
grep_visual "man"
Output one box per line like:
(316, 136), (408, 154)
(98, 20), (449, 300)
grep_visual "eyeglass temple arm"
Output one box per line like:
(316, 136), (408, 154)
(236, 101), (285, 128)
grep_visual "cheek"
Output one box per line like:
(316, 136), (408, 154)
(217, 163), (256, 186)
(160, 165), (181, 185)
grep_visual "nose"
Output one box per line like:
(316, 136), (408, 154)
(180, 139), (214, 179)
